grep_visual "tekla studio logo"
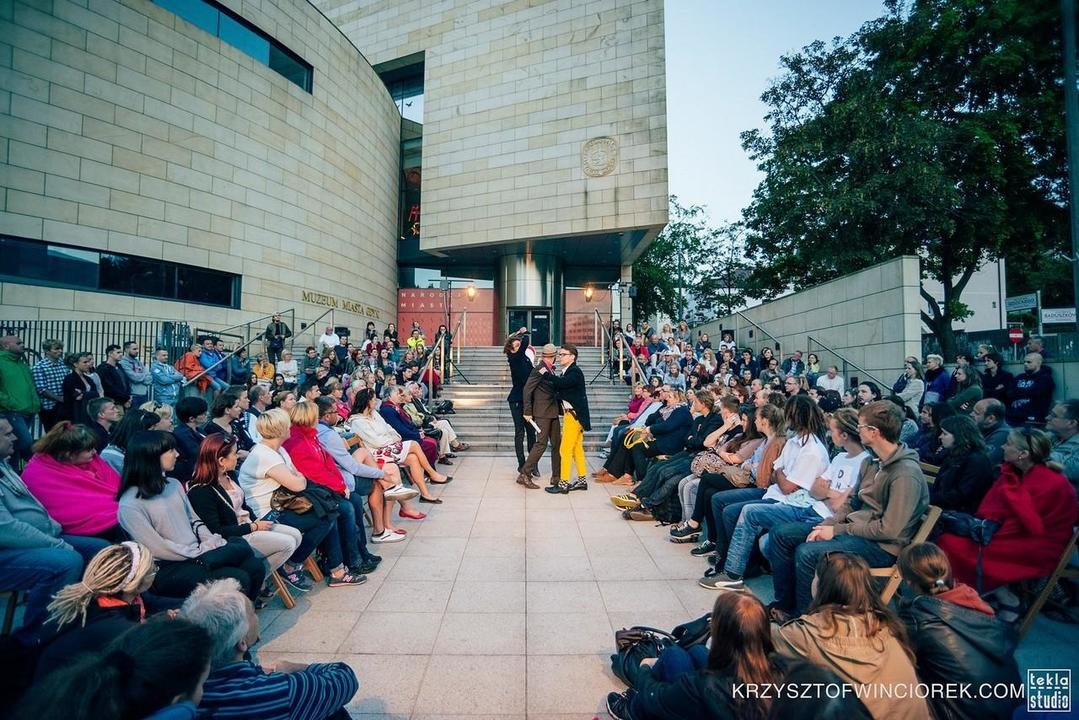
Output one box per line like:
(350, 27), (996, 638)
(1027, 669), (1071, 713)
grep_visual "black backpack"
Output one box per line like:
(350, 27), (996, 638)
(651, 491), (682, 524)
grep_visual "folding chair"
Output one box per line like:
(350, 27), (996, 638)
(269, 572), (296, 609)
(919, 463), (940, 484)
(1, 591), (20, 635)
(303, 556), (324, 583)
(871, 505), (943, 604)
(1018, 527), (1079, 639)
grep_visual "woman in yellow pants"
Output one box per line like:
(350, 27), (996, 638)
(542, 344), (592, 494)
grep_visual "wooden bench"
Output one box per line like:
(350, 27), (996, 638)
(871, 505), (943, 604)
(1018, 527), (1079, 639)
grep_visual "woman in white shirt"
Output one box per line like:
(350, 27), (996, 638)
(348, 388), (448, 505)
(237, 408), (336, 591)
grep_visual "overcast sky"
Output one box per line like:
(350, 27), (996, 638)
(664, 0), (888, 224)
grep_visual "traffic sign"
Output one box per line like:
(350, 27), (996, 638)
(1009, 327), (1025, 344)
(1005, 293), (1038, 312)
(1042, 307), (1077, 324)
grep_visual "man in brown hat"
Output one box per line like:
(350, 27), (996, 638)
(517, 343), (561, 489)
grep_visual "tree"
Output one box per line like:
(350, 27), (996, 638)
(740, 0), (1068, 359)
(632, 196), (710, 324)
(692, 222), (751, 319)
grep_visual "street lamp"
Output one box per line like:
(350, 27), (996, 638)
(584, 285), (594, 302)
(466, 284), (476, 300)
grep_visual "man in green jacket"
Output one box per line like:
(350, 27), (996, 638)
(0, 335), (41, 460)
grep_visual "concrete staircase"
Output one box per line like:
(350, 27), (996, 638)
(439, 346), (631, 453)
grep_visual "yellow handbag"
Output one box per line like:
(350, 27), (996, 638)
(623, 427), (651, 450)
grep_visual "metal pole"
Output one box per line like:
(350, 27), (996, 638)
(1064, 0), (1079, 334)
(1037, 290), (1044, 337)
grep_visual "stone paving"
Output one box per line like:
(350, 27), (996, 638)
(256, 452), (1079, 719)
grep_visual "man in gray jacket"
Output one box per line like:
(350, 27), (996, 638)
(0, 419), (109, 641)
(120, 341), (152, 408)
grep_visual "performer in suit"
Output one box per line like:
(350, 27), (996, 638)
(541, 343), (591, 494)
(518, 344), (561, 489)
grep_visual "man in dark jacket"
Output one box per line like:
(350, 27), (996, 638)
(1006, 353), (1055, 425)
(504, 328), (536, 475)
(541, 343), (591, 494)
(518, 344), (561, 489)
(972, 398), (1010, 469)
(96, 344), (131, 407)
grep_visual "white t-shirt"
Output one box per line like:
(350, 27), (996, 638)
(810, 450), (868, 520)
(816, 374), (845, 394)
(238, 443), (298, 519)
(763, 433), (830, 506)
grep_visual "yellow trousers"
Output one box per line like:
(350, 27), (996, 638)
(560, 411), (587, 481)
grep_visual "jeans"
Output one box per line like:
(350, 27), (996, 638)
(724, 502), (822, 577)
(207, 376), (229, 392)
(508, 400), (536, 470)
(677, 475), (699, 523)
(269, 509), (337, 566)
(703, 487), (765, 546)
(154, 544), (266, 601)
(336, 495), (365, 568)
(652, 644), (708, 682)
(639, 454), (693, 507)
(2, 412), (35, 461)
(0, 535), (109, 641)
(768, 522), (898, 615)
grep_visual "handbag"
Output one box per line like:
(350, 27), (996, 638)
(270, 487), (313, 514)
(611, 626), (672, 688)
(935, 510), (1002, 592)
(623, 427), (651, 450)
(690, 448), (730, 476)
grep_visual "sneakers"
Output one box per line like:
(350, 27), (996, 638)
(544, 481), (570, 494)
(626, 507), (653, 521)
(606, 691), (632, 720)
(690, 541), (717, 556)
(328, 570), (367, 587)
(350, 557), (380, 575)
(371, 529), (406, 544)
(698, 571), (744, 591)
(610, 493), (638, 509)
(385, 484), (420, 500)
(669, 522), (701, 543)
(277, 568), (313, 592)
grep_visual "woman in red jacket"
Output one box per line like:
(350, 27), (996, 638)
(937, 427), (1078, 591)
(282, 402), (366, 586)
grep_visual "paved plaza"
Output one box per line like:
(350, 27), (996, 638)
(256, 452), (1078, 719)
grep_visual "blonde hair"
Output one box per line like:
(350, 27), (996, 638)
(668, 388), (687, 405)
(288, 401), (319, 427)
(47, 542), (154, 629)
(926, 353), (944, 366)
(139, 401), (174, 424)
(256, 408), (291, 439)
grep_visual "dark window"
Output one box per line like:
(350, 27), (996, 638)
(153, 0), (312, 92)
(0, 236), (241, 309)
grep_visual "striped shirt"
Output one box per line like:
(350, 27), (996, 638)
(197, 660), (358, 720)
(31, 357), (69, 410)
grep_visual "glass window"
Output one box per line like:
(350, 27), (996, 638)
(156, 0), (218, 35)
(219, 13), (269, 64)
(99, 254), (173, 298)
(177, 266), (236, 306)
(268, 45), (312, 92)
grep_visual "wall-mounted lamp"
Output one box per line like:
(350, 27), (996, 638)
(466, 284), (477, 300)
(584, 285), (594, 302)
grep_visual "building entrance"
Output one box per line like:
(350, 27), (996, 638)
(508, 308), (551, 346)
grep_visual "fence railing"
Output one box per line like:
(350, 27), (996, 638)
(592, 309), (648, 385)
(807, 335), (891, 390)
(922, 329), (1079, 362)
(0, 319), (194, 366)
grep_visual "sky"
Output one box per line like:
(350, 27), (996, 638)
(664, 0), (888, 225)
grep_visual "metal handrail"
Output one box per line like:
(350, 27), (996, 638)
(593, 308), (648, 384)
(806, 335), (891, 388)
(423, 327), (447, 390)
(438, 310), (467, 382)
(206, 309), (295, 345)
(291, 308), (335, 350)
(734, 310), (782, 358)
(180, 333), (265, 387)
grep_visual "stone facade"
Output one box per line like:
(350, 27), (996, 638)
(316, 0), (669, 255)
(0, 0), (401, 329)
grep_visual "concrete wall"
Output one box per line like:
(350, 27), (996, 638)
(316, 0), (669, 255)
(0, 0), (401, 329)
(694, 256), (924, 388)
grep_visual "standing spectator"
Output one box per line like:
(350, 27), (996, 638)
(1048, 399), (1079, 492)
(895, 359), (925, 417)
(0, 419), (109, 642)
(96, 344), (131, 407)
(120, 342), (151, 408)
(150, 347), (185, 406)
(181, 578), (359, 720)
(814, 365), (844, 395)
(947, 365), (983, 414)
(980, 351), (1013, 404)
(263, 313), (292, 364)
(931, 415), (995, 513)
(0, 335), (41, 460)
(317, 326), (340, 355)
(32, 339), (69, 432)
(897, 543), (1021, 720)
(1006, 353), (1055, 426)
(86, 397), (119, 453)
(1027, 336), (1050, 360)
(923, 354), (952, 404)
(971, 398), (1011, 468)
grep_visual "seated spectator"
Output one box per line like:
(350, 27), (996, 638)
(936, 428), (1078, 592)
(662, 362), (687, 390)
(349, 389), (448, 503)
(203, 389), (254, 457)
(149, 347), (185, 407)
(100, 409), (161, 475)
(911, 401), (955, 463)
(599, 387), (691, 487)
(948, 365), (983, 414)
(228, 347), (251, 386)
(605, 591), (782, 720)
(140, 399), (175, 431)
(12, 618), (212, 720)
(895, 359), (924, 417)
(86, 396), (119, 453)
(768, 400), (929, 617)
(35, 541), (155, 680)
(884, 395), (919, 445)
(22, 422), (124, 542)
(118, 430), (266, 601)
(897, 543), (1022, 720)
(282, 403), (367, 586)
(781, 350), (805, 377)
(252, 354), (276, 387)
(980, 351), (1013, 404)
(931, 415), (995, 513)
(764, 659), (872, 719)
(271, 390), (297, 411)
(315, 396), (416, 547)
(1048, 399), (1079, 492)
(246, 385), (271, 441)
(181, 578), (358, 720)
(379, 385), (440, 464)
(758, 357), (783, 385)
(173, 397), (209, 484)
(972, 398), (1010, 468)
(923, 354), (952, 403)
(854, 381), (881, 408)
(300, 346), (320, 388)
(804, 353), (822, 385)
(187, 435), (302, 580)
(96, 344), (131, 407)
(1006, 352), (1055, 425)
(237, 409), (336, 592)
(403, 382), (469, 460)
(771, 552), (929, 720)
(0, 419), (109, 642)
(815, 365), (844, 395)
(198, 336), (229, 394)
(176, 343), (211, 397)
(700, 405), (862, 591)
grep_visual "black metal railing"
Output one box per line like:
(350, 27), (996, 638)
(0, 319), (193, 366)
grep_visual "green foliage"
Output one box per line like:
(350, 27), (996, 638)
(632, 196), (709, 323)
(740, 0), (1068, 357)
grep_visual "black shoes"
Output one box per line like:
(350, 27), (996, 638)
(690, 541), (717, 556)
(606, 691), (633, 719)
(544, 478), (588, 494)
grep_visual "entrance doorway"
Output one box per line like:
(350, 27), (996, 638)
(508, 308), (551, 345)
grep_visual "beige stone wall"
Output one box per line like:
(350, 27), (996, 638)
(694, 256), (924, 388)
(316, 0), (668, 255)
(0, 0), (401, 331)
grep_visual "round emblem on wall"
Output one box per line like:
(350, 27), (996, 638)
(581, 137), (619, 177)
